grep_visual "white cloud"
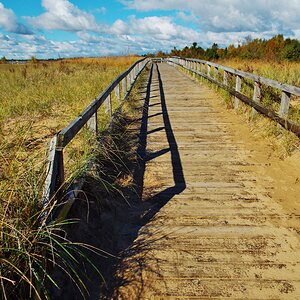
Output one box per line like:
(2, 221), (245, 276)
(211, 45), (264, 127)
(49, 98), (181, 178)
(111, 16), (201, 41)
(0, 2), (32, 34)
(121, 0), (300, 35)
(27, 0), (106, 33)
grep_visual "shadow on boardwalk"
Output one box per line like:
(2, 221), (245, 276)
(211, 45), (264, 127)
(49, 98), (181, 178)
(100, 63), (186, 299)
(49, 63), (185, 299)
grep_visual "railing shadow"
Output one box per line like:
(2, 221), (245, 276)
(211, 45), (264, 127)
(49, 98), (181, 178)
(101, 63), (186, 298)
(48, 62), (186, 299)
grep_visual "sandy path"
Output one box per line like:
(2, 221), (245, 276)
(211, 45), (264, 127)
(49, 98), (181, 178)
(111, 63), (300, 299)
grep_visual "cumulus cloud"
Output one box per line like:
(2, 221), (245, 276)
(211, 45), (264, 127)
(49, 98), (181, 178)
(121, 0), (300, 35)
(111, 16), (201, 41)
(0, 2), (32, 34)
(27, 0), (106, 33)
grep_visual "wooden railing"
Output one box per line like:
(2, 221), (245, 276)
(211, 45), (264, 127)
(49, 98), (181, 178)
(166, 57), (300, 137)
(42, 57), (150, 210)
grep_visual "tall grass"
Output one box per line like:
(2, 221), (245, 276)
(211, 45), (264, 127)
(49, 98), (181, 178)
(0, 56), (139, 298)
(216, 59), (300, 124)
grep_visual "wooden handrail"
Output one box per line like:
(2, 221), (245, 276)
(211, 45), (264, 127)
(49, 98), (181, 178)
(166, 56), (300, 137)
(176, 57), (300, 96)
(42, 57), (150, 210)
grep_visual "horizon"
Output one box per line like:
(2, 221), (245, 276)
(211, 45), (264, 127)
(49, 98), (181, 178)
(0, 0), (300, 59)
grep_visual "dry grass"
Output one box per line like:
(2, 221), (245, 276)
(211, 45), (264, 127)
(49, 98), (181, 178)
(0, 56), (140, 299)
(197, 59), (300, 157)
(217, 58), (300, 87)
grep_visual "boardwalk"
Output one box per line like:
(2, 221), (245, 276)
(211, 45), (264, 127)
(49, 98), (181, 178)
(109, 63), (300, 299)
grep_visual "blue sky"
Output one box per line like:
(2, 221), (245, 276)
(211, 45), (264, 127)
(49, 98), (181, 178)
(0, 0), (299, 59)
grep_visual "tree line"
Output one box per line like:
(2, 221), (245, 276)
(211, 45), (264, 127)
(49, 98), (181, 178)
(161, 35), (300, 61)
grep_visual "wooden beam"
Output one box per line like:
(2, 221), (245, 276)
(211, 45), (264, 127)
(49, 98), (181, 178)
(235, 75), (242, 109)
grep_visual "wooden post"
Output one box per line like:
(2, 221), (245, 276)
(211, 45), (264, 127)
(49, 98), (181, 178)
(251, 81), (262, 116)
(127, 73), (131, 90)
(122, 77), (127, 95)
(42, 136), (65, 212)
(279, 91), (291, 119)
(214, 67), (219, 81)
(87, 111), (98, 134)
(234, 75), (242, 109)
(207, 64), (211, 77)
(223, 70), (228, 86)
(131, 70), (134, 83)
(105, 94), (112, 117)
(114, 83), (120, 99)
(201, 63), (205, 74)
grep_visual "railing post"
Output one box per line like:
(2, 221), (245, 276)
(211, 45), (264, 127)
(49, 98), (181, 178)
(122, 77), (127, 96)
(114, 82), (121, 100)
(214, 67), (219, 81)
(87, 111), (98, 134)
(127, 73), (131, 90)
(42, 136), (65, 215)
(223, 70), (228, 86)
(279, 91), (291, 119)
(251, 81), (262, 116)
(105, 94), (112, 117)
(207, 64), (211, 77)
(234, 75), (242, 109)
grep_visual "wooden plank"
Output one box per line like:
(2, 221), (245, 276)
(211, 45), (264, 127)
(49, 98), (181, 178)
(234, 75), (242, 109)
(279, 91), (291, 118)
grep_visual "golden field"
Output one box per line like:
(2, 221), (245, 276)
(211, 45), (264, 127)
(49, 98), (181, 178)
(0, 56), (139, 299)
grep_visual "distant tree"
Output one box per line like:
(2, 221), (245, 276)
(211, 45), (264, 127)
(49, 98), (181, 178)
(282, 39), (300, 61)
(166, 34), (299, 62)
(205, 43), (219, 60)
(1, 56), (7, 64)
(30, 56), (38, 63)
